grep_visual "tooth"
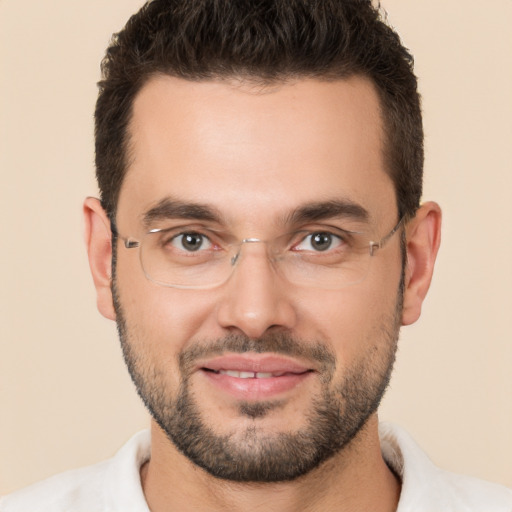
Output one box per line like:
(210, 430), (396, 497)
(221, 370), (241, 377)
(219, 370), (279, 379)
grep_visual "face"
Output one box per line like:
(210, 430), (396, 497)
(112, 76), (404, 482)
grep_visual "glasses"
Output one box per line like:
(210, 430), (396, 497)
(116, 217), (405, 290)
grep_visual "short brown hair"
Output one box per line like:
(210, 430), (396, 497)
(95, 0), (423, 221)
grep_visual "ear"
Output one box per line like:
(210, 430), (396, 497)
(401, 201), (442, 326)
(83, 197), (116, 321)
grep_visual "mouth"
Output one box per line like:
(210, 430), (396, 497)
(197, 354), (315, 400)
(206, 369), (309, 379)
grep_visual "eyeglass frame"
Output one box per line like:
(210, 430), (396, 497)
(111, 215), (407, 290)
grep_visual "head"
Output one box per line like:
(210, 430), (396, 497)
(86, 0), (441, 484)
(95, 0), (423, 223)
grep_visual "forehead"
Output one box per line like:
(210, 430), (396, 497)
(118, 75), (395, 231)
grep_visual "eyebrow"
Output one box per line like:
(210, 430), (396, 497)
(141, 197), (369, 230)
(285, 200), (370, 226)
(142, 197), (223, 228)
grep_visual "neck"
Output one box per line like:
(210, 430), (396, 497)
(141, 415), (401, 512)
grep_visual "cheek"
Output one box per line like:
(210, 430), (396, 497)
(296, 260), (402, 364)
(115, 252), (221, 353)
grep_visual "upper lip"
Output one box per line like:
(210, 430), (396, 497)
(197, 354), (314, 374)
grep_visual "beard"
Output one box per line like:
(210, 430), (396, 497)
(112, 280), (402, 483)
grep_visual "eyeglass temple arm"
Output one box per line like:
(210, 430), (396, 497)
(113, 231), (140, 249)
(369, 216), (406, 256)
(124, 239), (140, 249)
(109, 223), (141, 249)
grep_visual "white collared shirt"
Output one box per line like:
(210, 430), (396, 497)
(2, 424), (511, 511)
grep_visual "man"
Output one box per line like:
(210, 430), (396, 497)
(1, 0), (511, 510)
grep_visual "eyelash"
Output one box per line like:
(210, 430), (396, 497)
(155, 226), (355, 254)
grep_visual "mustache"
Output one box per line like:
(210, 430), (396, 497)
(179, 332), (336, 375)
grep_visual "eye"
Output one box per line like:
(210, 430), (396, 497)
(170, 232), (213, 252)
(293, 231), (344, 252)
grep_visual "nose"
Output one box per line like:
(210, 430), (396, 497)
(216, 242), (297, 338)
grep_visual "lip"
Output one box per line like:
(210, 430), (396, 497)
(199, 354), (312, 374)
(197, 354), (315, 400)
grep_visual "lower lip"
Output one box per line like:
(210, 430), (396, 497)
(200, 370), (313, 400)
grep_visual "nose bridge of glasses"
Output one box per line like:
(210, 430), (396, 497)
(230, 237), (267, 267)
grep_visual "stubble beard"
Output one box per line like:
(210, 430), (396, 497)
(112, 280), (402, 483)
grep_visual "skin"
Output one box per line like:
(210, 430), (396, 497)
(84, 75), (441, 511)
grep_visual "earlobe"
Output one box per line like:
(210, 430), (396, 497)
(83, 197), (116, 321)
(401, 201), (442, 326)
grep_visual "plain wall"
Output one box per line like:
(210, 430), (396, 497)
(1, 0), (511, 494)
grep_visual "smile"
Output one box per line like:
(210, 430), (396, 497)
(197, 354), (315, 400)
(209, 369), (308, 379)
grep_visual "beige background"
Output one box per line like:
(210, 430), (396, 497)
(1, 0), (511, 495)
